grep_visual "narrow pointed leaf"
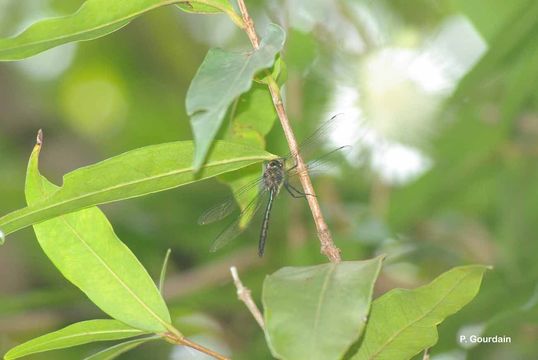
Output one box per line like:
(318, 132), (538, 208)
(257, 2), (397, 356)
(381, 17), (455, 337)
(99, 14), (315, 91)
(158, 249), (172, 294)
(0, 0), (240, 61)
(352, 265), (489, 360)
(22, 139), (171, 333)
(4, 320), (147, 360)
(263, 257), (384, 360)
(0, 140), (274, 237)
(83, 336), (159, 360)
(186, 23), (285, 170)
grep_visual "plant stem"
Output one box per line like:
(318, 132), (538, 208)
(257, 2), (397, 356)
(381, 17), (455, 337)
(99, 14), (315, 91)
(230, 266), (265, 329)
(235, 0), (342, 263)
(164, 331), (230, 360)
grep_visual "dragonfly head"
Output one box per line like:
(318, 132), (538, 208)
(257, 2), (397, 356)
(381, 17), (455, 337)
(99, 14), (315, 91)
(267, 159), (284, 170)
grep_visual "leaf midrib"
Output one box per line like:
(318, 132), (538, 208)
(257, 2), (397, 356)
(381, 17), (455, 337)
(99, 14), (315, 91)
(0, 0), (233, 54)
(367, 271), (473, 359)
(311, 265), (335, 359)
(10, 328), (143, 356)
(62, 217), (170, 330)
(32, 161), (169, 332)
(1, 153), (266, 234)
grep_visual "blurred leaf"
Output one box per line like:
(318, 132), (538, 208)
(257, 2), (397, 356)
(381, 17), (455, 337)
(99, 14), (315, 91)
(4, 320), (147, 360)
(83, 336), (159, 360)
(499, 40), (538, 122)
(454, 0), (538, 100)
(186, 23), (285, 170)
(176, 0), (233, 14)
(0, 140), (274, 237)
(158, 249), (172, 294)
(0, 0), (211, 61)
(389, 1), (538, 231)
(352, 265), (489, 360)
(23, 139), (172, 333)
(263, 257), (384, 360)
(285, 29), (318, 71)
(451, 0), (529, 42)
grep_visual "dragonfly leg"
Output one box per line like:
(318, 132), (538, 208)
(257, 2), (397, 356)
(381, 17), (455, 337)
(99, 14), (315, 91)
(284, 181), (315, 198)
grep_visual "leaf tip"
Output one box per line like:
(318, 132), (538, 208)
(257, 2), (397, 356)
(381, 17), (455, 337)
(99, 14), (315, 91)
(377, 253), (388, 262)
(36, 129), (43, 146)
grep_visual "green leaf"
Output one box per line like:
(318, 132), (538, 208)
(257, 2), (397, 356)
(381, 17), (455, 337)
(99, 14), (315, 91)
(83, 336), (159, 360)
(158, 249), (172, 294)
(176, 0), (233, 14)
(21, 139), (172, 333)
(263, 257), (384, 360)
(0, 0), (245, 61)
(186, 23), (285, 170)
(4, 320), (147, 360)
(352, 265), (489, 360)
(0, 139), (274, 237)
(217, 82), (278, 227)
(256, 56), (287, 86)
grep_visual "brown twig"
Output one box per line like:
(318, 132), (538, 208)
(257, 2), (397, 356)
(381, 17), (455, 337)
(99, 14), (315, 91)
(422, 348), (430, 360)
(163, 246), (262, 299)
(230, 266), (265, 329)
(163, 331), (230, 360)
(235, 0), (342, 263)
(237, 0), (259, 49)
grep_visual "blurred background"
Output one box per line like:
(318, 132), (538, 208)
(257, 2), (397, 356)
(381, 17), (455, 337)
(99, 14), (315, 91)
(1, 0), (537, 359)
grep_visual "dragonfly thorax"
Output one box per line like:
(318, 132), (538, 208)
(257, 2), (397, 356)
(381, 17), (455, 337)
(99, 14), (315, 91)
(263, 159), (285, 191)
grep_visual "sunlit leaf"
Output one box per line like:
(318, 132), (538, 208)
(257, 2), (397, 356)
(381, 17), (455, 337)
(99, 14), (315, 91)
(20, 138), (172, 332)
(0, 0), (241, 61)
(263, 257), (384, 360)
(4, 320), (147, 360)
(186, 23), (285, 170)
(0, 139), (274, 237)
(352, 265), (489, 360)
(83, 336), (159, 360)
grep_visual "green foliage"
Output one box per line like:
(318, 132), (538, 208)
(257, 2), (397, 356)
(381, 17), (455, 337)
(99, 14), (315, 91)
(24, 140), (172, 333)
(4, 320), (147, 360)
(186, 23), (285, 170)
(353, 266), (489, 360)
(83, 336), (159, 360)
(2, 0), (528, 358)
(263, 257), (384, 360)
(0, 0), (241, 61)
(0, 140), (274, 237)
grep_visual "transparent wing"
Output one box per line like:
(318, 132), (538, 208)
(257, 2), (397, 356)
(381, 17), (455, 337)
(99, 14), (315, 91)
(286, 145), (352, 178)
(284, 113), (345, 160)
(209, 189), (269, 252)
(198, 175), (264, 225)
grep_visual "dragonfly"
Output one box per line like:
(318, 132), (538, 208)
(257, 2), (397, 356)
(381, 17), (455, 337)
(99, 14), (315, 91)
(198, 114), (351, 257)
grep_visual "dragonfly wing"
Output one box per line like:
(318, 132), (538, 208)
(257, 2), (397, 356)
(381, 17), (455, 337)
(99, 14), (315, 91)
(198, 200), (237, 225)
(285, 113), (345, 160)
(198, 175), (264, 225)
(209, 189), (268, 252)
(287, 145), (352, 178)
